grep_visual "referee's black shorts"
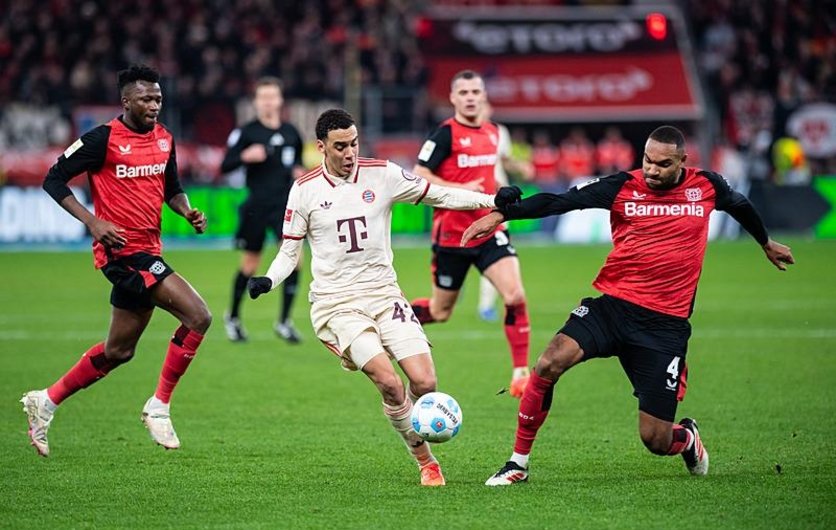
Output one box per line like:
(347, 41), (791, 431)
(559, 294), (692, 422)
(235, 201), (284, 253)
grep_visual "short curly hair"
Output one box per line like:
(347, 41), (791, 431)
(315, 109), (356, 140)
(117, 64), (160, 94)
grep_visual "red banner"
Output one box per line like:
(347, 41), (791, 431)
(427, 52), (700, 121)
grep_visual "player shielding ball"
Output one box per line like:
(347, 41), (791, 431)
(21, 65), (212, 456)
(247, 109), (522, 486)
(463, 126), (795, 485)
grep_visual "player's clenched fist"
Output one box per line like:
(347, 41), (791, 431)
(494, 185), (522, 209)
(247, 276), (273, 299)
(186, 208), (207, 234)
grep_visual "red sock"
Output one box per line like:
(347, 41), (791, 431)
(667, 424), (694, 455)
(513, 371), (556, 455)
(504, 303), (530, 368)
(411, 298), (435, 324)
(47, 343), (120, 405)
(155, 325), (204, 404)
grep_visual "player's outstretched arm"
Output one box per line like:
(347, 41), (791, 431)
(762, 239), (795, 271)
(461, 211), (506, 246)
(250, 237), (304, 299)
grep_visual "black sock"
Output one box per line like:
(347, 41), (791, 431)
(230, 270), (250, 318)
(281, 270), (300, 323)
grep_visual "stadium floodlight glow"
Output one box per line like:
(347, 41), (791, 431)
(646, 13), (668, 40)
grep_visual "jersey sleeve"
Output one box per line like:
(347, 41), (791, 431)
(42, 125), (110, 203)
(702, 170), (769, 245)
(220, 127), (246, 173)
(282, 182), (308, 239)
(164, 138), (185, 201)
(501, 172), (629, 220)
(416, 124), (452, 171)
(387, 162), (432, 205)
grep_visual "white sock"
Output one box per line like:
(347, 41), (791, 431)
(42, 391), (57, 413)
(510, 451), (529, 469)
(147, 395), (169, 411)
(512, 366), (530, 380)
(478, 276), (497, 312)
(383, 400), (435, 467)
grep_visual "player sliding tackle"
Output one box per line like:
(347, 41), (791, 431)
(247, 109), (522, 486)
(463, 126), (795, 486)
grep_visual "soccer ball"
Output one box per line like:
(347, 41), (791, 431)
(411, 392), (463, 443)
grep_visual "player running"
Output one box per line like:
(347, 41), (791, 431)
(410, 70), (532, 398)
(247, 109), (521, 486)
(21, 65), (211, 456)
(463, 126), (795, 485)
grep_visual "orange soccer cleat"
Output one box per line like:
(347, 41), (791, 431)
(509, 368), (531, 398)
(420, 461), (446, 486)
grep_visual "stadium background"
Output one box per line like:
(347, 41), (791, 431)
(1, 1), (834, 529)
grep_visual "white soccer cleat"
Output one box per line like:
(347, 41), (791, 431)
(141, 397), (180, 450)
(485, 461), (529, 486)
(223, 312), (248, 342)
(680, 418), (709, 476)
(20, 390), (53, 457)
(274, 320), (302, 344)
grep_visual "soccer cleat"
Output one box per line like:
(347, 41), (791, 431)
(478, 307), (498, 322)
(680, 418), (709, 476)
(509, 367), (530, 399)
(20, 390), (53, 457)
(420, 461), (446, 486)
(223, 312), (248, 342)
(274, 320), (302, 344)
(141, 397), (180, 450)
(485, 460), (529, 486)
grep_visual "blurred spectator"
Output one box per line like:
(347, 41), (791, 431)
(530, 130), (561, 188)
(596, 126), (634, 174)
(558, 127), (595, 181)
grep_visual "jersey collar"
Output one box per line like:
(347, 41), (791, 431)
(320, 159), (359, 186)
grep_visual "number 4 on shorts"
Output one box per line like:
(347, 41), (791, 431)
(392, 302), (419, 324)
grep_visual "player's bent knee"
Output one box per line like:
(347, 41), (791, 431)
(103, 346), (135, 364)
(409, 374), (437, 397)
(185, 306), (212, 333)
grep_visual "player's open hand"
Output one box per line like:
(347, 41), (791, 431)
(763, 239), (795, 271)
(495, 185), (523, 209)
(248, 276), (274, 299)
(461, 211), (505, 246)
(186, 209), (207, 234)
(88, 218), (127, 249)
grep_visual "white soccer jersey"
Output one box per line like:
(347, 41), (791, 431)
(265, 157), (495, 300)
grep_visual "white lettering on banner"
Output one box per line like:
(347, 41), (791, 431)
(624, 202), (705, 217)
(0, 187), (89, 243)
(452, 21), (642, 55)
(115, 163), (167, 178)
(457, 153), (497, 168)
(487, 69), (653, 104)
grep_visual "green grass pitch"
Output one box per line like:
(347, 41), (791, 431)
(1, 239), (834, 529)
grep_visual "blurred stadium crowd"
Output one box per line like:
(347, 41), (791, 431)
(0, 0), (833, 186)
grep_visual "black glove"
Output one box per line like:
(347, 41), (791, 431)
(247, 276), (273, 299)
(495, 185), (523, 209)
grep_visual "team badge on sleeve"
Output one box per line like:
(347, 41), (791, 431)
(401, 169), (420, 182)
(418, 140), (436, 162)
(284, 208), (293, 222)
(63, 138), (84, 158)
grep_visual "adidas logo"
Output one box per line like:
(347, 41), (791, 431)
(320, 201), (332, 209)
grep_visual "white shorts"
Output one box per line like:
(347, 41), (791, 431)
(310, 285), (431, 370)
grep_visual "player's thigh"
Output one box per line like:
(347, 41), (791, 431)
(151, 272), (212, 331)
(105, 305), (154, 355)
(398, 353), (436, 395)
(620, 346), (688, 423)
(235, 204), (269, 253)
(481, 256), (524, 303)
(376, 294), (431, 363)
(557, 296), (622, 362)
(432, 246), (474, 294)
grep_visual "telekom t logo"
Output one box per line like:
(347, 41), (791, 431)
(336, 216), (368, 253)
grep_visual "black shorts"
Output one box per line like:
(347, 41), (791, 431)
(559, 294), (691, 422)
(432, 230), (517, 291)
(101, 253), (175, 311)
(234, 201), (284, 253)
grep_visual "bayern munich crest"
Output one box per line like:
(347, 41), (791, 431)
(685, 187), (702, 202)
(157, 139), (170, 152)
(362, 189), (376, 203)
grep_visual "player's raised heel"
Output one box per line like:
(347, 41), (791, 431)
(141, 397), (180, 450)
(485, 461), (529, 486)
(20, 390), (53, 457)
(274, 320), (302, 344)
(420, 462), (446, 486)
(679, 418), (709, 476)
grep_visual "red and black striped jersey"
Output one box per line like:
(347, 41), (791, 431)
(417, 117), (501, 247)
(43, 116), (182, 268)
(500, 167), (769, 318)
